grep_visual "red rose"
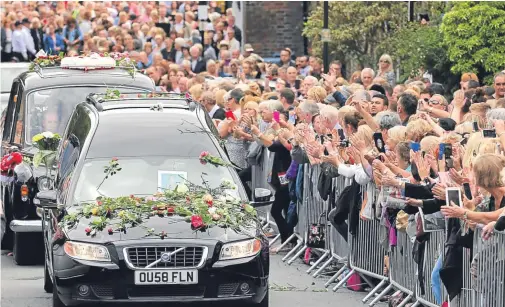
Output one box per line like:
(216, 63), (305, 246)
(191, 215), (204, 229)
(152, 205), (158, 211)
(167, 207), (175, 215)
(207, 200), (213, 207)
(85, 227), (91, 234)
(108, 228), (113, 235)
(199, 151), (209, 159)
(130, 194), (135, 198)
(97, 201), (102, 206)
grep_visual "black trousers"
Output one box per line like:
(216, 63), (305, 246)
(328, 207), (348, 242)
(271, 185), (292, 243)
(238, 166), (252, 200)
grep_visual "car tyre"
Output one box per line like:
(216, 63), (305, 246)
(44, 251), (53, 293)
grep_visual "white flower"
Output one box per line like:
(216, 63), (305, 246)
(225, 195), (235, 203)
(175, 184), (189, 193)
(35, 50), (47, 58)
(42, 131), (54, 138)
(208, 207), (217, 214)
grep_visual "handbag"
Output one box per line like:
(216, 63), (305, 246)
(307, 212), (326, 248)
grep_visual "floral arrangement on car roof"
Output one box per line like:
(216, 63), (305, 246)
(32, 131), (61, 168)
(61, 158), (258, 239)
(28, 51), (65, 71)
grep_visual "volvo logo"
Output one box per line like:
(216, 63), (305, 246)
(159, 252), (172, 263)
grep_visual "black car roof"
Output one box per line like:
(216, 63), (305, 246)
(85, 108), (217, 159)
(17, 68), (155, 90)
(85, 92), (194, 112)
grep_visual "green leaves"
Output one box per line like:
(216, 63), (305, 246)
(33, 150), (56, 168)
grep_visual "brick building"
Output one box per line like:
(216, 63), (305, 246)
(233, 1), (306, 58)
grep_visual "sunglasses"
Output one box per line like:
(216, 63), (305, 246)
(428, 99), (443, 105)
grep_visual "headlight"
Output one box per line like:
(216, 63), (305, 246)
(219, 238), (261, 260)
(63, 241), (111, 262)
(37, 176), (53, 191)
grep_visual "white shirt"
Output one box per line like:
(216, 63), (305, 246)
(21, 26), (36, 55)
(12, 29), (27, 60)
(227, 38), (240, 52)
(209, 104), (220, 118)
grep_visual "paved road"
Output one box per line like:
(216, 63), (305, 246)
(1, 250), (369, 307)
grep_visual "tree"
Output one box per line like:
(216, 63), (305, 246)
(303, 1), (407, 67)
(441, 2), (505, 83)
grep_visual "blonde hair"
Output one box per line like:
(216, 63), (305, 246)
(404, 88), (420, 99)
(378, 54), (393, 73)
(337, 105), (357, 123)
(355, 125), (374, 149)
(387, 126), (407, 147)
(406, 119), (433, 142)
(215, 89), (226, 108)
(420, 136), (440, 156)
(473, 154), (505, 188)
(189, 84), (203, 101)
(307, 86), (327, 103)
(463, 133), (499, 169)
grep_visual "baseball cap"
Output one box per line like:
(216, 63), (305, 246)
(244, 44), (254, 52)
(461, 72), (478, 82)
(370, 84), (386, 96)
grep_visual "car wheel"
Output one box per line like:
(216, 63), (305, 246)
(13, 232), (43, 265)
(44, 250), (53, 293)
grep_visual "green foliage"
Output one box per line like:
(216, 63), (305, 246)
(441, 2), (505, 79)
(303, 1), (407, 66)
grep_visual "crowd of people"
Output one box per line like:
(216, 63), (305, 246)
(3, 1), (505, 306)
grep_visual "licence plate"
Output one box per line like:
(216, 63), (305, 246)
(134, 270), (198, 285)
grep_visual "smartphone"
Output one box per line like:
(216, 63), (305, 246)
(446, 187), (462, 208)
(483, 129), (497, 138)
(225, 110), (236, 120)
(373, 132), (386, 153)
(410, 142), (421, 153)
(288, 113), (296, 124)
(463, 182), (473, 200)
(337, 129), (345, 141)
(438, 143), (445, 160)
(472, 121), (479, 132)
(273, 111), (280, 123)
(444, 144), (452, 158)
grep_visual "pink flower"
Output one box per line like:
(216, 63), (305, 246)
(85, 227), (91, 234)
(111, 157), (118, 162)
(97, 200), (102, 206)
(108, 228), (113, 235)
(199, 151), (209, 159)
(191, 215), (204, 229)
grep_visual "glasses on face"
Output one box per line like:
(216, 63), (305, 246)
(428, 99), (442, 105)
(379, 60), (389, 63)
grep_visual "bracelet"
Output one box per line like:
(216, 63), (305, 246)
(463, 210), (469, 220)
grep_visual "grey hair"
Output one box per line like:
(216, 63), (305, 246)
(299, 101), (320, 116)
(353, 89), (371, 102)
(304, 76), (318, 84)
(259, 100), (284, 113)
(377, 111), (401, 130)
(320, 105), (339, 121)
(361, 68), (375, 78)
(487, 108), (505, 128)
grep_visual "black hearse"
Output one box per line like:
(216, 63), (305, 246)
(36, 93), (271, 307)
(1, 65), (155, 264)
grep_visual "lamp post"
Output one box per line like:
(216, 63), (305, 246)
(322, 1), (329, 73)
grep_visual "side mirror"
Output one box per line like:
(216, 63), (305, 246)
(34, 190), (57, 208)
(250, 188), (275, 207)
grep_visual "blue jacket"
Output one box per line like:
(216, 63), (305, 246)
(43, 34), (65, 55)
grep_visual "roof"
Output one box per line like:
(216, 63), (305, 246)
(85, 108), (218, 159)
(85, 92), (196, 112)
(16, 68), (155, 91)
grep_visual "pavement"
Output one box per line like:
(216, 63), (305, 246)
(0, 249), (371, 307)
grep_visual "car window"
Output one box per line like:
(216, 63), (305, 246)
(57, 135), (79, 204)
(72, 157), (243, 204)
(25, 86), (146, 145)
(13, 90), (25, 145)
(3, 81), (21, 143)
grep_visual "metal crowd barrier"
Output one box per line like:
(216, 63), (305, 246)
(250, 160), (505, 307)
(470, 227), (505, 307)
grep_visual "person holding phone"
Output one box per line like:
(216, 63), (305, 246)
(218, 89), (247, 168)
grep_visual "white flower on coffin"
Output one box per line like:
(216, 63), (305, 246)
(42, 131), (54, 138)
(208, 207), (217, 215)
(175, 184), (189, 193)
(35, 50), (47, 58)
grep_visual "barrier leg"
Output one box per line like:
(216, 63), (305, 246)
(369, 283), (393, 306)
(274, 233), (296, 250)
(359, 273), (376, 290)
(332, 269), (355, 292)
(409, 301), (421, 307)
(268, 234), (281, 247)
(306, 250), (329, 274)
(287, 245), (307, 265)
(324, 265), (346, 288)
(362, 279), (386, 303)
(312, 255), (335, 278)
(281, 239), (303, 262)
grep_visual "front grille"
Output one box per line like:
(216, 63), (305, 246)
(125, 246), (205, 268)
(128, 285), (205, 298)
(90, 285), (114, 298)
(218, 283), (239, 297)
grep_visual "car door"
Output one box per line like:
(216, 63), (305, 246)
(45, 105), (92, 269)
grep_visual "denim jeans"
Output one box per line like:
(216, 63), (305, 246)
(431, 254), (443, 304)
